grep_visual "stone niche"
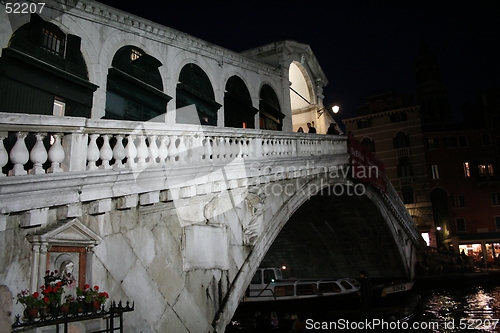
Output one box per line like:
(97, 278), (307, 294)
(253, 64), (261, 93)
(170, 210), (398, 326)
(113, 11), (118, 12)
(26, 218), (102, 292)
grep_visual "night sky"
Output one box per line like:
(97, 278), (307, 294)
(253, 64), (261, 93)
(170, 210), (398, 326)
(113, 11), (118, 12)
(96, 0), (500, 122)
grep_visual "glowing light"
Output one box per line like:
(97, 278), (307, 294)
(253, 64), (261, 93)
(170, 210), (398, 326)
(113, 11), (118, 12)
(281, 265), (287, 270)
(436, 227), (442, 231)
(332, 105), (340, 113)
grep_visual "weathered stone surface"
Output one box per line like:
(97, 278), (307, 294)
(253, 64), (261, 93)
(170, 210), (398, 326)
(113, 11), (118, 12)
(0, 285), (12, 333)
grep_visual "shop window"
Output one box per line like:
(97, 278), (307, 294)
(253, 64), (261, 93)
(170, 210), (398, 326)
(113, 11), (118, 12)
(431, 164), (439, 180)
(444, 136), (457, 148)
(458, 135), (468, 147)
(259, 84), (283, 130)
(106, 46), (170, 121)
(224, 76), (257, 128)
(456, 218), (466, 232)
(463, 162), (471, 178)
(451, 195), (464, 208)
(495, 216), (500, 231)
(176, 63), (220, 125)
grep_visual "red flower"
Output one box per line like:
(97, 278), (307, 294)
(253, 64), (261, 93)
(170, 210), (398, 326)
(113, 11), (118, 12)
(93, 285), (99, 291)
(43, 297), (49, 304)
(32, 292), (39, 298)
(84, 284), (90, 289)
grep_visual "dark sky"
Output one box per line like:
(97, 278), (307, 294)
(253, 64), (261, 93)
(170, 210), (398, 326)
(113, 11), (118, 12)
(96, 0), (500, 121)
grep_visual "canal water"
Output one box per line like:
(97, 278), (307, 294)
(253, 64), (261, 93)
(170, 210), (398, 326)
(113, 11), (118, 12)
(415, 273), (500, 332)
(227, 273), (500, 332)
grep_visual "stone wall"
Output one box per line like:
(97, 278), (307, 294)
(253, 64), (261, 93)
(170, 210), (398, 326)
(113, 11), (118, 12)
(0, 285), (12, 333)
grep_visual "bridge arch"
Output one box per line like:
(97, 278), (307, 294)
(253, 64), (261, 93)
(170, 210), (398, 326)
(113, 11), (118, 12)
(214, 175), (416, 331)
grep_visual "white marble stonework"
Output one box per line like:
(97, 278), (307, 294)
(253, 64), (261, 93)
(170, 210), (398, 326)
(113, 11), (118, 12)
(0, 1), (426, 333)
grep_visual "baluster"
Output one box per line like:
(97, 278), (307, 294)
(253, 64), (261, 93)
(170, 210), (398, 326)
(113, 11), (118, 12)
(148, 135), (159, 165)
(99, 134), (113, 169)
(177, 135), (187, 164)
(202, 137), (211, 162)
(0, 134), (8, 176)
(125, 135), (137, 168)
(190, 134), (201, 164)
(29, 133), (48, 175)
(87, 134), (100, 170)
(113, 135), (126, 169)
(157, 136), (169, 165)
(136, 135), (148, 167)
(8, 132), (29, 176)
(47, 133), (65, 173)
(211, 136), (219, 161)
(169, 136), (179, 164)
(262, 138), (269, 157)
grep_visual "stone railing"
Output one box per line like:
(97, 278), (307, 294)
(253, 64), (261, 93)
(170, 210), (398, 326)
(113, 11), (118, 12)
(0, 113), (346, 177)
(0, 113), (348, 219)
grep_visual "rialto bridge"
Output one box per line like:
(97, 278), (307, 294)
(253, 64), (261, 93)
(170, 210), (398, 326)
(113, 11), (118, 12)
(0, 1), (426, 332)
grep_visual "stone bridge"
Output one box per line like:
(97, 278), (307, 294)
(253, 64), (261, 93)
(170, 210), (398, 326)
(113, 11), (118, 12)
(0, 113), (426, 332)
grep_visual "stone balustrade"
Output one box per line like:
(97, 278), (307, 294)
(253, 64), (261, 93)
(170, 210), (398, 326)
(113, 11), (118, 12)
(0, 113), (348, 220)
(0, 113), (346, 177)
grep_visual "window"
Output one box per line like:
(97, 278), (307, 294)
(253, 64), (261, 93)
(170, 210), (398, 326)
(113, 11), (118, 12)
(398, 157), (412, 177)
(357, 119), (371, 129)
(390, 112), (407, 123)
(394, 132), (410, 149)
(444, 136), (457, 148)
(458, 135), (468, 147)
(131, 48), (142, 61)
(492, 193), (500, 206)
(482, 133), (491, 146)
(478, 163), (494, 177)
(53, 99), (66, 116)
(451, 195), (464, 208)
(426, 138), (437, 149)
(361, 137), (375, 152)
(456, 219), (466, 232)
(402, 187), (414, 204)
(496, 216), (500, 231)
(431, 164), (439, 179)
(41, 26), (65, 56)
(463, 162), (471, 177)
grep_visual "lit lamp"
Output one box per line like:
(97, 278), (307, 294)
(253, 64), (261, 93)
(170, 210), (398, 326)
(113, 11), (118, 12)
(317, 105), (340, 118)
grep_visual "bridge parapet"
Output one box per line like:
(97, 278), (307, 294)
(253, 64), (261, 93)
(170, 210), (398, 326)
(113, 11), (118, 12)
(0, 112), (348, 219)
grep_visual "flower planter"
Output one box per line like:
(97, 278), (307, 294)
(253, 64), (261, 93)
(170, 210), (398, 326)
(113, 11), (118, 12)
(93, 300), (101, 311)
(60, 304), (70, 315)
(25, 308), (39, 319)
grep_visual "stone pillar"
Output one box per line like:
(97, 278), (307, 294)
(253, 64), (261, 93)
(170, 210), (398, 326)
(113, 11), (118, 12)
(0, 285), (13, 333)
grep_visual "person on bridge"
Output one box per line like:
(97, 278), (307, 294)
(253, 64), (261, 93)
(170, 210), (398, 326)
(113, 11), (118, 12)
(358, 270), (372, 316)
(307, 122), (316, 133)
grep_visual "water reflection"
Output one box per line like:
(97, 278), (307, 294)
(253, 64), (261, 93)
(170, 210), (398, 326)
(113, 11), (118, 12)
(420, 282), (500, 332)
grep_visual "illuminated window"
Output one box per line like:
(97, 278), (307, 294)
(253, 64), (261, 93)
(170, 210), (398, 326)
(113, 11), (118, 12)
(431, 164), (439, 179)
(41, 26), (65, 56)
(478, 163), (494, 177)
(131, 48), (142, 61)
(463, 162), (470, 177)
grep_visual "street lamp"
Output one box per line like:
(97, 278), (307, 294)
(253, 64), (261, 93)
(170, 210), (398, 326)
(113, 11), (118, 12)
(332, 105), (339, 114)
